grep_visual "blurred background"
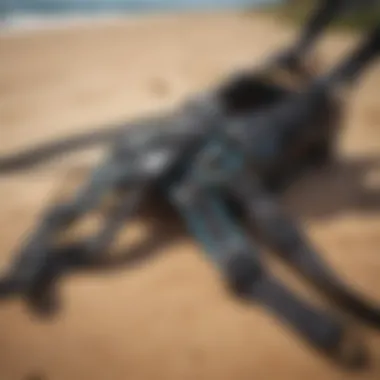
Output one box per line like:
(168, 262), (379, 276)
(1, 1), (380, 380)
(1, 0), (380, 29)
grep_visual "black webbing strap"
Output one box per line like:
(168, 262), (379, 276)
(169, 179), (366, 368)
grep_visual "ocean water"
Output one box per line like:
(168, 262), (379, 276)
(1, 0), (280, 16)
(0, 0), (281, 33)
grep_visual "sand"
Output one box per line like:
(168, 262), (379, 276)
(0, 11), (380, 380)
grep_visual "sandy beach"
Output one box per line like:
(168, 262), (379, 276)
(0, 10), (380, 380)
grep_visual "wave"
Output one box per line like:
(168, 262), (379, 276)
(0, 13), (132, 35)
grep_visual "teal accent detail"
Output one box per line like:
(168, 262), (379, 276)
(208, 193), (245, 245)
(170, 188), (218, 255)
